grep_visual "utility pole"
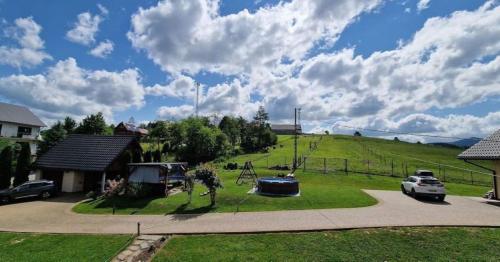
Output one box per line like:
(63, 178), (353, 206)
(195, 82), (200, 117)
(293, 108), (299, 171)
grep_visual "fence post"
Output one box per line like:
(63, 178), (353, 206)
(303, 157), (307, 171)
(323, 158), (327, 174)
(391, 160), (394, 177)
(344, 159), (348, 174)
(443, 168), (446, 182)
(267, 155), (269, 169)
(470, 171), (474, 185)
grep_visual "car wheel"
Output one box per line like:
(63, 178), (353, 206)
(401, 185), (407, 195)
(1, 196), (9, 204)
(438, 195), (445, 202)
(40, 191), (51, 200)
(411, 188), (417, 199)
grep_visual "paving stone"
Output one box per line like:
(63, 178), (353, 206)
(137, 235), (164, 242)
(128, 245), (140, 251)
(140, 242), (151, 250)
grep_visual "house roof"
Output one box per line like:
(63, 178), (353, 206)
(115, 122), (149, 135)
(458, 129), (500, 160)
(0, 102), (46, 127)
(271, 124), (302, 131)
(35, 134), (137, 172)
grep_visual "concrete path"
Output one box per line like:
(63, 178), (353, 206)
(1, 190), (499, 234)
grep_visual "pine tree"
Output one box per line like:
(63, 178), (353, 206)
(13, 143), (31, 186)
(0, 146), (13, 189)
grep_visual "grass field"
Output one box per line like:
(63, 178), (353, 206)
(154, 227), (500, 261)
(305, 135), (492, 186)
(0, 232), (131, 262)
(74, 135), (490, 215)
(73, 169), (487, 215)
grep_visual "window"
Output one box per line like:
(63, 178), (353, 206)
(0, 124), (2, 136)
(17, 126), (32, 137)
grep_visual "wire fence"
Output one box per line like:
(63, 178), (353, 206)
(301, 156), (492, 187)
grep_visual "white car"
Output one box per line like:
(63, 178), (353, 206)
(401, 175), (446, 201)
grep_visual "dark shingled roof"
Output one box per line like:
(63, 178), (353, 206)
(458, 129), (500, 160)
(0, 102), (46, 127)
(271, 124), (302, 131)
(35, 134), (136, 172)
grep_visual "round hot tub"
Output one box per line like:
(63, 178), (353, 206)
(257, 177), (299, 196)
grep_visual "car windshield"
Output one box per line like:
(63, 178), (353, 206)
(421, 179), (440, 185)
(418, 172), (434, 176)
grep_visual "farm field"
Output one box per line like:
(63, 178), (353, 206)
(154, 227), (500, 261)
(0, 232), (131, 262)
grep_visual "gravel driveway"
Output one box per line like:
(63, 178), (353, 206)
(0, 190), (499, 234)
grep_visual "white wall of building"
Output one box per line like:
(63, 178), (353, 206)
(1, 122), (41, 155)
(0, 122), (41, 138)
(0, 122), (18, 137)
(62, 171), (84, 193)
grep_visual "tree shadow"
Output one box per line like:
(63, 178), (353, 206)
(93, 197), (157, 214)
(168, 203), (216, 221)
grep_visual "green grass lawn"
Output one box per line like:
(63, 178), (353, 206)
(154, 227), (500, 261)
(0, 232), (131, 262)
(73, 170), (488, 215)
(73, 135), (490, 215)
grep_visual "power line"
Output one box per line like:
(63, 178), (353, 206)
(333, 124), (500, 143)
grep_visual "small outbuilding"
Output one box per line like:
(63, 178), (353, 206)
(458, 129), (500, 200)
(114, 122), (149, 137)
(271, 124), (302, 135)
(34, 134), (142, 193)
(128, 162), (188, 195)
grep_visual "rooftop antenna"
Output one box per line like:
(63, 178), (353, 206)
(195, 82), (200, 117)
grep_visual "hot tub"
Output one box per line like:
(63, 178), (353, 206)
(257, 177), (299, 196)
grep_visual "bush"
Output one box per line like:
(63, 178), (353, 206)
(193, 165), (223, 206)
(127, 183), (154, 198)
(86, 191), (97, 200)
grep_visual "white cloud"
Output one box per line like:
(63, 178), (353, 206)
(278, 2), (500, 125)
(417, 0), (431, 12)
(0, 58), (146, 122)
(157, 104), (194, 120)
(131, 1), (499, 139)
(97, 4), (109, 16)
(146, 75), (198, 100)
(128, 0), (381, 75)
(89, 39), (114, 58)
(0, 17), (51, 68)
(66, 12), (102, 45)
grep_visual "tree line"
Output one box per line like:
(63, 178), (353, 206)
(37, 106), (277, 165)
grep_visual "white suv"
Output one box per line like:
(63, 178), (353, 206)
(401, 175), (446, 201)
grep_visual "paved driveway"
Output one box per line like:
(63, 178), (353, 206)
(0, 190), (499, 234)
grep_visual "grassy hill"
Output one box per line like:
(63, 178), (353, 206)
(232, 134), (491, 186)
(75, 134), (490, 215)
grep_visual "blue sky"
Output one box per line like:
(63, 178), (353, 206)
(0, 0), (498, 141)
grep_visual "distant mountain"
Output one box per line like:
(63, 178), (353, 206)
(450, 137), (482, 148)
(429, 137), (482, 149)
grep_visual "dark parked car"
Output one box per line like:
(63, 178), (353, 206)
(0, 180), (57, 204)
